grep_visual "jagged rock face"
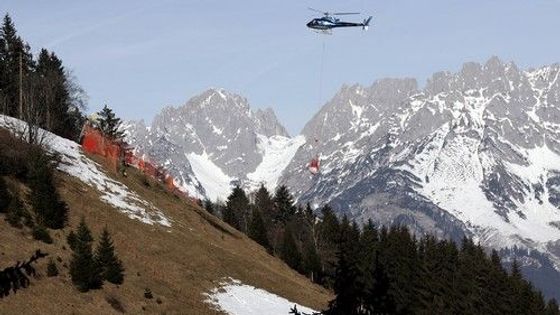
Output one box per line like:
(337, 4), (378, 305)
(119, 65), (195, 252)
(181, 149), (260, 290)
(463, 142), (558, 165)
(280, 57), (560, 274)
(123, 88), (291, 199)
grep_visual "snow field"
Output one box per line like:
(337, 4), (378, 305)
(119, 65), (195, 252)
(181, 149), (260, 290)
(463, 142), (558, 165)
(205, 278), (318, 315)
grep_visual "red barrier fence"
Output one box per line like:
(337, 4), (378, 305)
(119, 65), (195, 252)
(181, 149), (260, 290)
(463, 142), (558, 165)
(80, 122), (196, 202)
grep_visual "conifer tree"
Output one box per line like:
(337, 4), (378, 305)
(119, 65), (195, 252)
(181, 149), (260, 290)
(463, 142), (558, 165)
(318, 205), (340, 245)
(5, 195), (24, 228)
(97, 105), (124, 140)
(32, 224), (53, 243)
(35, 48), (80, 139)
(95, 227), (125, 285)
(27, 149), (68, 229)
(46, 258), (59, 277)
(254, 184), (274, 221)
(326, 216), (364, 314)
(0, 176), (10, 212)
(273, 185), (296, 223)
(0, 14), (34, 119)
(67, 230), (77, 250)
(70, 218), (102, 292)
(281, 226), (302, 272)
(224, 185), (249, 231)
(203, 199), (214, 214)
(368, 255), (396, 314)
(302, 236), (322, 284)
(248, 208), (271, 253)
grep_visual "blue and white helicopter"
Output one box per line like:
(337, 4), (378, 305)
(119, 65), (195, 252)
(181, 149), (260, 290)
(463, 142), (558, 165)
(306, 8), (372, 34)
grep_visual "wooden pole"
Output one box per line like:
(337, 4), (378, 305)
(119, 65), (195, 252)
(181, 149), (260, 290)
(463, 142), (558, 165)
(18, 51), (23, 118)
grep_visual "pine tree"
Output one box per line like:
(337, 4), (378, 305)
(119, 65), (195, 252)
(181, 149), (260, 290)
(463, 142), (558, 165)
(32, 224), (53, 244)
(248, 208), (271, 253)
(302, 236), (322, 283)
(327, 250), (362, 315)
(0, 14), (34, 119)
(67, 230), (78, 250)
(0, 176), (10, 212)
(27, 149), (68, 229)
(95, 227), (125, 285)
(97, 105), (124, 140)
(318, 204), (340, 245)
(273, 185), (296, 223)
(366, 254), (395, 314)
(254, 184), (274, 221)
(281, 226), (302, 272)
(46, 258), (59, 277)
(317, 204), (340, 285)
(5, 195), (24, 228)
(326, 216), (364, 315)
(224, 185), (249, 231)
(35, 49), (78, 139)
(69, 218), (103, 292)
(203, 199), (214, 214)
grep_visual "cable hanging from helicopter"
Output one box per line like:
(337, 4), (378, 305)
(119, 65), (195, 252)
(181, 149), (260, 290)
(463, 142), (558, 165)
(305, 8), (372, 175)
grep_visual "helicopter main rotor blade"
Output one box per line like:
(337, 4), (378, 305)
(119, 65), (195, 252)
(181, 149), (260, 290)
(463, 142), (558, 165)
(308, 7), (326, 14)
(332, 12), (361, 15)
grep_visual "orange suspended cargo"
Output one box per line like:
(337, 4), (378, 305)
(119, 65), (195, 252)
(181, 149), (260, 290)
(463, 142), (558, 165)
(308, 156), (320, 175)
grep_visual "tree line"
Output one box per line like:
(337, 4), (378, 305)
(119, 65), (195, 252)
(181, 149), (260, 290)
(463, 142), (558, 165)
(0, 14), (86, 141)
(204, 184), (560, 314)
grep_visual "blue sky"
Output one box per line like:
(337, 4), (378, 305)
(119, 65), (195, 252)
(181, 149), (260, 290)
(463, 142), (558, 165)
(3, 0), (560, 134)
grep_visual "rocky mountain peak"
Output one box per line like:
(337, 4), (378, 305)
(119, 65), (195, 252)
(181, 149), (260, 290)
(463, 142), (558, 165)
(123, 88), (294, 200)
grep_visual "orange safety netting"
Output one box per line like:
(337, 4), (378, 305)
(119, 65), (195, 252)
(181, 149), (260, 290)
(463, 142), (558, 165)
(80, 122), (195, 202)
(81, 124), (121, 172)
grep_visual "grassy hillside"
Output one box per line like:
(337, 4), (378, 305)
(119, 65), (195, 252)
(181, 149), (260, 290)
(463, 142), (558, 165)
(0, 130), (331, 314)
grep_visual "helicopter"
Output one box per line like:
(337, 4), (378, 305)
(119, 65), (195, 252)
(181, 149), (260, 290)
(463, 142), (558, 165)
(306, 8), (372, 33)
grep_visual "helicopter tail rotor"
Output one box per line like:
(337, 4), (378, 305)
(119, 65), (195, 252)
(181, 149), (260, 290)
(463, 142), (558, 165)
(363, 16), (372, 30)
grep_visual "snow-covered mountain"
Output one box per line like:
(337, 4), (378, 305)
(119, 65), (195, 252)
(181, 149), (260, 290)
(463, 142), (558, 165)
(280, 57), (560, 299)
(124, 58), (560, 299)
(123, 88), (304, 200)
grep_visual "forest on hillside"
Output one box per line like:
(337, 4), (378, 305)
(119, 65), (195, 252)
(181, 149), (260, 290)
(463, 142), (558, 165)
(0, 14), (86, 142)
(206, 184), (560, 314)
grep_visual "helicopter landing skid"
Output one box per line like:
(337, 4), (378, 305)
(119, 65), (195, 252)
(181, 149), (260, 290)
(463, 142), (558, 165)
(312, 29), (332, 35)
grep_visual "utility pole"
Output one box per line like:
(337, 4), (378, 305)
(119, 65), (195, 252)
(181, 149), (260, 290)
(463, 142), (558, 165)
(18, 50), (23, 118)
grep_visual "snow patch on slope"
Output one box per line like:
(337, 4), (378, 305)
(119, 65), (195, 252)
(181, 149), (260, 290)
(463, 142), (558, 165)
(205, 278), (317, 315)
(187, 151), (234, 201)
(0, 115), (171, 227)
(246, 135), (306, 192)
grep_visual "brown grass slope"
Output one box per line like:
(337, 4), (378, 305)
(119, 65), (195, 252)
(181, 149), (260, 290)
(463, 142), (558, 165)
(0, 139), (331, 314)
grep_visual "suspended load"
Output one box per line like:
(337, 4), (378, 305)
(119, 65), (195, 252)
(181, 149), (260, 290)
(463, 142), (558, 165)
(308, 155), (320, 175)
